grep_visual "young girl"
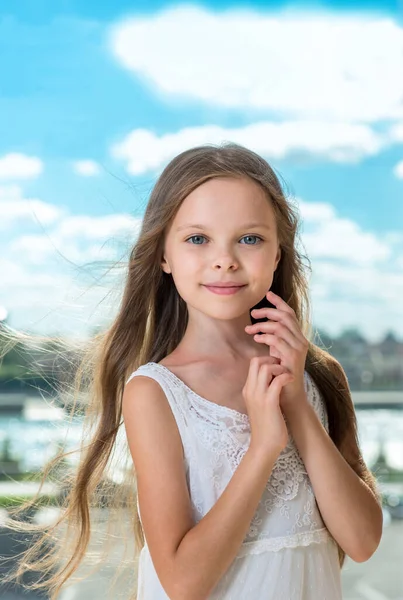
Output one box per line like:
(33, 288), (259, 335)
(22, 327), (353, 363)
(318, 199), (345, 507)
(3, 143), (382, 600)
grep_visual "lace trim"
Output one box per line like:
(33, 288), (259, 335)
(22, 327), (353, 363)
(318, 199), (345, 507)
(145, 362), (328, 432)
(147, 361), (251, 422)
(237, 527), (332, 557)
(130, 363), (329, 512)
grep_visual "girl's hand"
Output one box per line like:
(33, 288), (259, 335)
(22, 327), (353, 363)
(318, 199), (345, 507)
(245, 290), (310, 412)
(242, 356), (295, 457)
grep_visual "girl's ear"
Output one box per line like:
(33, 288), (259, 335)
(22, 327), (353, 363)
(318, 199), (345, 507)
(161, 258), (171, 275)
(160, 248), (171, 274)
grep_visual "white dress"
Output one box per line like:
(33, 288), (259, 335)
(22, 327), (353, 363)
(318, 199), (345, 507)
(126, 362), (343, 600)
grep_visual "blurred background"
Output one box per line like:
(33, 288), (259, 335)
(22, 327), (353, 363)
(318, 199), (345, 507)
(0, 0), (402, 598)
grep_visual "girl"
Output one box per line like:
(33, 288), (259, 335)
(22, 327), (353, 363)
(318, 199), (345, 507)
(3, 143), (382, 600)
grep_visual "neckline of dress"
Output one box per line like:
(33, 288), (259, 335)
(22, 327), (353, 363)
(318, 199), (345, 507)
(147, 361), (250, 422)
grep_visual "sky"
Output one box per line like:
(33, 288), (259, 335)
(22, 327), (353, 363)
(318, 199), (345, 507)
(0, 0), (402, 343)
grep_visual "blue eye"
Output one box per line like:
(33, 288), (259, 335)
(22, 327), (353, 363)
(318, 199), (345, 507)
(185, 235), (263, 245)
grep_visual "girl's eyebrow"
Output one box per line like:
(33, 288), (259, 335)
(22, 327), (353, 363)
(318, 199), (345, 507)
(176, 222), (271, 231)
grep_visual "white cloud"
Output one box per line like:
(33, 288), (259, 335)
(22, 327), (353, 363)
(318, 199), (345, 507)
(0, 153), (43, 179)
(9, 234), (121, 265)
(0, 257), (121, 341)
(109, 8), (403, 174)
(297, 201), (403, 340)
(73, 160), (101, 176)
(9, 235), (58, 265)
(297, 201), (335, 223)
(298, 199), (391, 265)
(7, 213), (141, 266)
(0, 185), (66, 229)
(310, 260), (403, 342)
(393, 160), (403, 179)
(111, 121), (385, 175)
(389, 122), (403, 142)
(0, 183), (140, 270)
(110, 6), (403, 122)
(52, 213), (140, 241)
(1, 208), (141, 338)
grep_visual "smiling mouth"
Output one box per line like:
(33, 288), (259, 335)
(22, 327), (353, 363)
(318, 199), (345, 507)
(203, 284), (246, 288)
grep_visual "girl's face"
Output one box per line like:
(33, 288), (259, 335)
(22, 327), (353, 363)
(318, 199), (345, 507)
(161, 176), (281, 321)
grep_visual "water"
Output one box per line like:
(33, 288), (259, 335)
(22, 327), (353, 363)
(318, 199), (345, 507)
(0, 406), (402, 475)
(355, 409), (403, 471)
(0, 415), (83, 472)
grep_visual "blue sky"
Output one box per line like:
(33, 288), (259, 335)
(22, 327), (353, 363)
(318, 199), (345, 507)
(1, 0), (402, 342)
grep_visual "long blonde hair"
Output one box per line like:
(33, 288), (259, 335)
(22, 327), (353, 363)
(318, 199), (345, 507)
(1, 142), (381, 598)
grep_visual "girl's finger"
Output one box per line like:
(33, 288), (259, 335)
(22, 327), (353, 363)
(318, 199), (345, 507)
(251, 322), (299, 350)
(253, 310), (307, 347)
(254, 333), (291, 357)
(257, 363), (286, 394)
(244, 356), (262, 396)
(257, 363), (271, 394)
(269, 364), (288, 377)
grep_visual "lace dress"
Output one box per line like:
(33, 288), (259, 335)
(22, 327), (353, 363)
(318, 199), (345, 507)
(125, 362), (343, 600)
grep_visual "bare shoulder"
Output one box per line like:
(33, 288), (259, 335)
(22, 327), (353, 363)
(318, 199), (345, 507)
(122, 371), (185, 460)
(122, 374), (193, 598)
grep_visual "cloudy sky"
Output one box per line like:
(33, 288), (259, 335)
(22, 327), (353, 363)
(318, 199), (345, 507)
(1, 0), (402, 342)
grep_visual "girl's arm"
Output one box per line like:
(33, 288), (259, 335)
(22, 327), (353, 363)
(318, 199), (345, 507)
(282, 393), (383, 563)
(124, 375), (281, 600)
(174, 445), (280, 599)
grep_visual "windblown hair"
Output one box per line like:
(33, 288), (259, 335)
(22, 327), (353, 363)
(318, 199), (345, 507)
(1, 143), (381, 598)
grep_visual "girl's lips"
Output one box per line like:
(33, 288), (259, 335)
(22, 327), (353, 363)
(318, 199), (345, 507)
(204, 285), (246, 295)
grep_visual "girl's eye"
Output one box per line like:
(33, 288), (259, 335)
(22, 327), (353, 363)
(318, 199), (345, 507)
(185, 235), (263, 245)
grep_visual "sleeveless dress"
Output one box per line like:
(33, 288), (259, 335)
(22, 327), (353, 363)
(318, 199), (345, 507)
(125, 362), (343, 600)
